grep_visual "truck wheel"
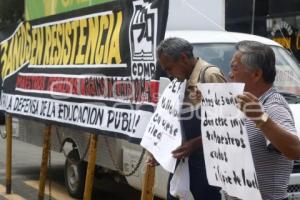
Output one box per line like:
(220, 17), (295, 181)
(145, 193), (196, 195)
(64, 149), (87, 199)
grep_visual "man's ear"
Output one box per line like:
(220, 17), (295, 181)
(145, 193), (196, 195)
(253, 68), (263, 82)
(180, 53), (189, 65)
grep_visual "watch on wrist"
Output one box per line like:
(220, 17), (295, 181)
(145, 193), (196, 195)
(255, 112), (269, 128)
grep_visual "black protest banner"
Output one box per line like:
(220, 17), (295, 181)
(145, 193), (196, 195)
(0, 0), (169, 143)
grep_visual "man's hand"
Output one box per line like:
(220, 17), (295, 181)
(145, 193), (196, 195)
(236, 92), (263, 121)
(185, 86), (202, 104)
(171, 137), (202, 159)
(146, 152), (159, 167)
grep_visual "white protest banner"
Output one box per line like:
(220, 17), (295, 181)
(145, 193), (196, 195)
(0, 93), (152, 139)
(198, 83), (262, 200)
(141, 79), (186, 173)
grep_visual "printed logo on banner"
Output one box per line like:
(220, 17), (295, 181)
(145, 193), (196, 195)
(129, 0), (158, 79)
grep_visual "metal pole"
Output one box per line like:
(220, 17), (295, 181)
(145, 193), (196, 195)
(83, 134), (98, 200)
(141, 164), (156, 200)
(251, 0), (256, 34)
(5, 114), (12, 194)
(38, 125), (52, 200)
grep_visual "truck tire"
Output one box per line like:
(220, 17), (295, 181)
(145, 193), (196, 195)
(64, 149), (87, 199)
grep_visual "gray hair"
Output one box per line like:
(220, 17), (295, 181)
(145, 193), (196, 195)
(236, 40), (276, 83)
(156, 37), (194, 61)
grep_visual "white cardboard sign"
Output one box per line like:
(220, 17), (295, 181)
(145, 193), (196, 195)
(141, 80), (186, 173)
(198, 83), (262, 200)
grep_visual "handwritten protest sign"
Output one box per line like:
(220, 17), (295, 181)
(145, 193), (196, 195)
(198, 83), (262, 200)
(141, 80), (186, 173)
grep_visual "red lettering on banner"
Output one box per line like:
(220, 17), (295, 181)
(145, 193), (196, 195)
(46, 77), (78, 94)
(15, 74), (157, 103)
(16, 75), (46, 91)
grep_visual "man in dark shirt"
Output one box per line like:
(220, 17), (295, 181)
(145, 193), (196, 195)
(148, 37), (226, 200)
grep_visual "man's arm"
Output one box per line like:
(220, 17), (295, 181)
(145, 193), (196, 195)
(237, 92), (300, 160)
(260, 117), (300, 160)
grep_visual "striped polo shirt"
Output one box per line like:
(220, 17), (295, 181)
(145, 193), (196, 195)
(225, 87), (297, 200)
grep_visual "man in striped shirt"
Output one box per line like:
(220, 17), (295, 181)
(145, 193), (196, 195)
(227, 40), (300, 200)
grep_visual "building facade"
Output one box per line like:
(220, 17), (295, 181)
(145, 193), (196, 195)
(226, 0), (300, 61)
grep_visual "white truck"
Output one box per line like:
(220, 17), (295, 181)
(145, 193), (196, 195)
(10, 0), (300, 199)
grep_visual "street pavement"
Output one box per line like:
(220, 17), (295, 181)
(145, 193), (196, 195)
(0, 136), (143, 200)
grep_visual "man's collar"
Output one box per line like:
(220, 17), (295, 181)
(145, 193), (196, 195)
(258, 86), (275, 102)
(187, 58), (207, 87)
